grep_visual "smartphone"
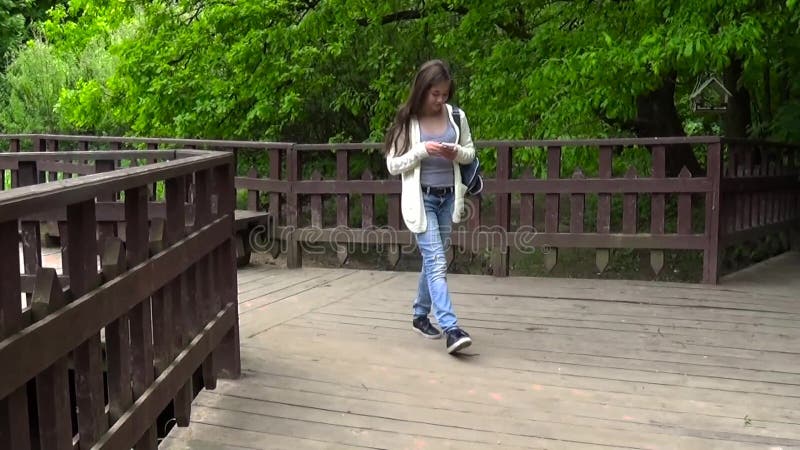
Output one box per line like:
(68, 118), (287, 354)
(440, 142), (457, 150)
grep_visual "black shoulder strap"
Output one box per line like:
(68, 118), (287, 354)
(451, 106), (461, 133)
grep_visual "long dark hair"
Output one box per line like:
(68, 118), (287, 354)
(383, 59), (455, 156)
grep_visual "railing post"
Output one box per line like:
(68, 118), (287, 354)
(146, 143), (158, 200)
(492, 144), (511, 276)
(788, 145), (800, 252)
(101, 239), (133, 427)
(31, 268), (72, 450)
(544, 146), (561, 272)
(215, 159), (241, 379)
(165, 175), (194, 425)
(9, 138), (19, 188)
(96, 159), (118, 249)
(704, 141), (723, 284)
(0, 220), (32, 450)
(18, 161), (41, 304)
(125, 185), (158, 450)
(67, 199), (107, 447)
(387, 174), (402, 269)
(286, 145), (302, 268)
(650, 145), (666, 276)
(46, 139), (59, 182)
(268, 148), (284, 259)
(336, 149), (350, 266)
(596, 146), (613, 273)
(194, 169), (218, 390)
(246, 167), (259, 210)
(32, 137), (47, 183)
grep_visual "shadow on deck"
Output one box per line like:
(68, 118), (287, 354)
(162, 252), (800, 450)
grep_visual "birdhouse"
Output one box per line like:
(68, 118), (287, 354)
(690, 76), (732, 114)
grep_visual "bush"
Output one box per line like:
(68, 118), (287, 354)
(1, 40), (71, 133)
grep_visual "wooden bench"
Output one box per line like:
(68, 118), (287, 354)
(232, 210), (272, 267)
(34, 208), (272, 268)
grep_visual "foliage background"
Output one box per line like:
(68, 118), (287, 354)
(0, 0), (797, 279)
(2, 1), (798, 144)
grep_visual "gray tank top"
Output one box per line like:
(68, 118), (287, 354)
(419, 117), (457, 187)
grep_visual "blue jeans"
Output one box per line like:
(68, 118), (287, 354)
(413, 191), (458, 331)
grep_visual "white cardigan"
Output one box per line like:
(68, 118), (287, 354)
(386, 104), (476, 233)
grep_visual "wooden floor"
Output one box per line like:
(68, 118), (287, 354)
(162, 253), (800, 450)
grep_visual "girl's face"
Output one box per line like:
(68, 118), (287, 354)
(423, 81), (450, 116)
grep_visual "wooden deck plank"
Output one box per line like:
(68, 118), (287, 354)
(443, 284), (800, 315)
(307, 301), (800, 372)
(230, 348), (800, 449)
(316, 303), (800, 353)
(236, 268), (330, 298)
(368, 271), (800, 312)
(298, 310), (800, 385)
(305, 307), (800, 368)
(237, 269), (354, 314)
(164, 252), (800, 449)
(161, 437), (259, 450)
(438, 292), (800, 323)
(176, 401), (542, 450)
(161, 420), (377, 450)
(245, 324), (800, 419)
(186, 384), (785, 450)
(313, 303), (800, 353)
(719, 251), (800, 297)
(234, 349), (800, 435)
(238, 270), (399, 338)
(349, 290), (800, 328)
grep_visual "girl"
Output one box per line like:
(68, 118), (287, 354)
(383, 59), (476, 354)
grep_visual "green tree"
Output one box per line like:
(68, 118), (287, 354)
(0, 1), (32, 70)
(0, 0), (136, 134)
(12, 0), (800, 154)
(1, 40), (70, 133)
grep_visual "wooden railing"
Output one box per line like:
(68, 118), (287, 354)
(719, 139), (800, 250)
(0, 148), (240, 449)
(248, 138), (799, 284)
(1, 134), (798, 284)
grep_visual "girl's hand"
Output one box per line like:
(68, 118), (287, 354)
(425, 142), (457, 160)
(425, 141), (444, 156)
(438, 143), (457, 161)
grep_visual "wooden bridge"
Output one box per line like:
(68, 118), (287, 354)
(1, 135), (798, 449)
(163, 255), (800, 450)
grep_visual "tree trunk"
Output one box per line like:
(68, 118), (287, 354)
(723, 58), (753, 138)
(633, 72), (703, 177)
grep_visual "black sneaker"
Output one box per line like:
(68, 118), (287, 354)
(445, 327), (472, 354)
(412, 316), (442, 339)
